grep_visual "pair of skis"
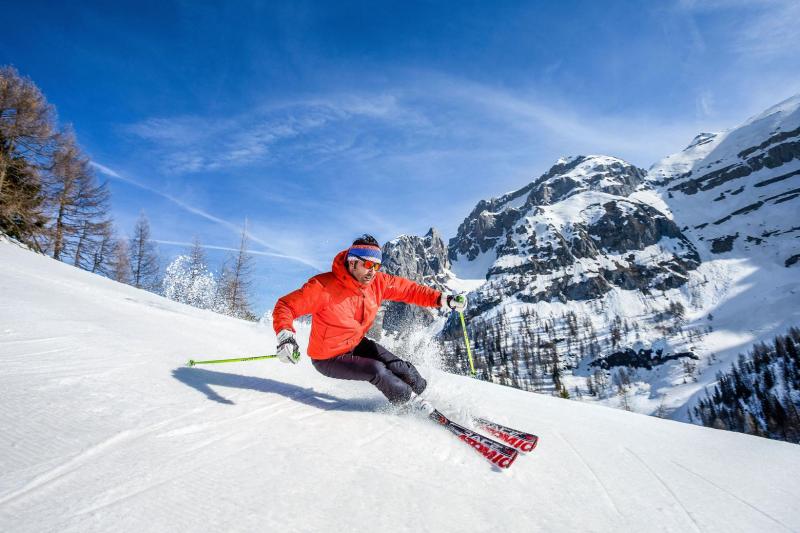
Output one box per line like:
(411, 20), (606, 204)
(427, 408), (538, 469)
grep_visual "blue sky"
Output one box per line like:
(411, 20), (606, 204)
(2, 0), (799, 313)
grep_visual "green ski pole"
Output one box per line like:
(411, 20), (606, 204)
(187, 354), (278, 367)
(458, 309), (477, 377)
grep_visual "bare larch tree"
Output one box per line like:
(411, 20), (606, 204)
(46, 130), (113, 268)
(0, 66), (55, 246)
(129, 212), (160, 290)
(218, 224), (256, 320)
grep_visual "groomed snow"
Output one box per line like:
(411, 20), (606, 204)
(1, 239), (800, 532)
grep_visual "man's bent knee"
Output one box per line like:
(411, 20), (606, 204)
(370, 366), (413, 404)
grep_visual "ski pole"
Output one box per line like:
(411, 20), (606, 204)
(458, 310), (477, 376)
(186, 355), (278, 367)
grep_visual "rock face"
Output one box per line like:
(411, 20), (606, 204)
(370, 228), (450, 336)
(382, 228), (451, 288)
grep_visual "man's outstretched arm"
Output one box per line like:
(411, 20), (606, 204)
(381, 274), (442, 308)
(273, 278), (325, 333)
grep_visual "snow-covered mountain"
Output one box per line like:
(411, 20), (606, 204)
(2, 237), (800, 532)
(649, 94), (800, 266)
(448, 155), (700, 307)
(381, 95), (800, 422)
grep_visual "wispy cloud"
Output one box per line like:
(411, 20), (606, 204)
(123, 93), (428, 174)
(90, 162), (325, 271)
(676, 0), (800, 62)
(123, 75), (702, 180)
(734, 1), (800, 61)
(421, 74), (695, 159)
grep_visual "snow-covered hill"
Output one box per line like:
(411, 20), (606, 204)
(2, 239), (800, 532)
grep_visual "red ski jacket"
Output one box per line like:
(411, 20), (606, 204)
(273, 249), (442, 359)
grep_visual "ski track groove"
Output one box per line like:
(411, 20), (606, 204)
(625, 447), (702, 532)
(2, 347), (69, 358)
(174, 400), (300, 438)
(0, 411), (200, 506)
(553, 429), (622, 518)
(0, 431), (136, 506)
(670, 460), (797, 532)
(70, 470), (189, 519)
(0, 335), (74, 345)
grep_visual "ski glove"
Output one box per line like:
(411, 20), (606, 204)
(276, 329), (301, 364)
(441, 293), (468, 313)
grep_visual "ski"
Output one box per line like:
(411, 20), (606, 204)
(428, 408), (519, 469)
(473, 417), (539, 453)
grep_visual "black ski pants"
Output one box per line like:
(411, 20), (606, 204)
(311, 337), (427, 404)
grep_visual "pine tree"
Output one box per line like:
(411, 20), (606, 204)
(129, 213), (159, 290)
(187, 237), (206, 286)
(786, 335), (799, 364)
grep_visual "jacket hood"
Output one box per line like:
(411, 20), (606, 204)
(332, 249), (363, 291)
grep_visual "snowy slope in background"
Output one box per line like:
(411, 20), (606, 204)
(2, 239), (800, 532)
(645, 94), (800, 418)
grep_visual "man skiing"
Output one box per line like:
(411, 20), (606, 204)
(272, 234), (466, 407)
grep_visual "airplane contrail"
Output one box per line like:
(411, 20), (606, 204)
(91, 162), (324, 271)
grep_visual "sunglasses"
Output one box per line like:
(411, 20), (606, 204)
(360, 259), (381, 271)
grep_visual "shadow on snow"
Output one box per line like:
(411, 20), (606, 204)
(172, 366), (384, 413)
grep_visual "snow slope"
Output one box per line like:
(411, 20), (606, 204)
(1, 238), (800, 532)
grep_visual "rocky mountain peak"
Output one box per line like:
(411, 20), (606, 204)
(448, 155), (648, 262)
(528, 155), (646, 205)
(382, 228), (450, 287)
(373, 229), (450, 335)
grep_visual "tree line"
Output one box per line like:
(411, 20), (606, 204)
(1, 65), (257, 320)
(438, 291), (706, 404)
(692, 327), (800, 443)
(1, 65), (116, 270)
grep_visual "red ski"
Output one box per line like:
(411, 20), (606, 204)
(428, 409), (519, 469)
(473, 417), (539, 453)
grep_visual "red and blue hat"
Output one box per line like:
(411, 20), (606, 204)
(347, 243), (382, 264)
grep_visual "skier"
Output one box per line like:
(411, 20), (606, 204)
(272, 234), (467, 408)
